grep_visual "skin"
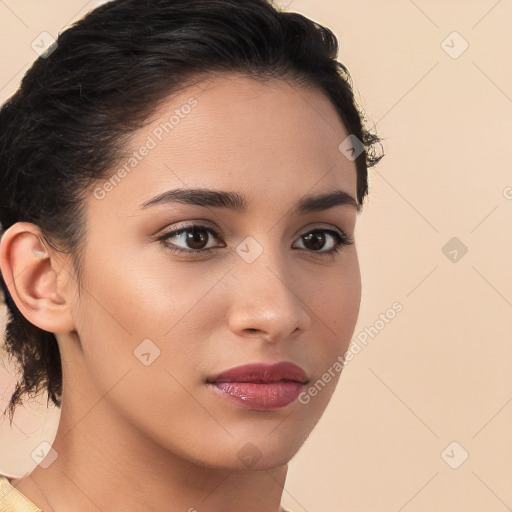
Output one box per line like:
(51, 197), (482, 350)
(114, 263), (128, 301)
(0, 73), (361, 512)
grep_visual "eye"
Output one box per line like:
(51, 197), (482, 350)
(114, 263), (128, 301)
(292, 228), (354, 256)
(156, 224), (224, 255)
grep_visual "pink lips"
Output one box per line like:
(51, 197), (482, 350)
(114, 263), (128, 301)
(206, 361), (309, 411)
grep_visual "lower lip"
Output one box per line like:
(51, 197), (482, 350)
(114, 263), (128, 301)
(208, 381), (304, 410)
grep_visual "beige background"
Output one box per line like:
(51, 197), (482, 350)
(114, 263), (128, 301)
(1, 0), (511, 510)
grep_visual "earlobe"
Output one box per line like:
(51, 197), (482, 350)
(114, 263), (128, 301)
(0, 222), (75, 334)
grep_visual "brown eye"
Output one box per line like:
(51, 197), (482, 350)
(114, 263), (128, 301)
(293, 229), (353, 255)
(302, 231), (327, 251)
(182, 226), (209, 250)
(157, 224), (224, 254)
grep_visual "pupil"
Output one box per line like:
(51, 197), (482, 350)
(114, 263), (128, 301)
(304, 232), (325, 250)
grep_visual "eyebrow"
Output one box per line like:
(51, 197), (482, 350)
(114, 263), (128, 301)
(139, 187), (360, 214)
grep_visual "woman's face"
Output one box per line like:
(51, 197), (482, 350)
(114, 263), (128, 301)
(65, 74), (361, 469)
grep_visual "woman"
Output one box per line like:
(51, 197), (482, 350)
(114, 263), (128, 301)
(0, 0), (383, 510)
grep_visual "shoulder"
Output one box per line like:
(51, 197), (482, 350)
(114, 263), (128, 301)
(0, 474), (44, 512)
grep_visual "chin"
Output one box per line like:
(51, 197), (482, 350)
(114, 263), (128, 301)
(230, 433), (308, 470)
(176, 430), (308, 472)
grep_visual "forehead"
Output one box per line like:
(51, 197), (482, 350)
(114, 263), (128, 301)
(145, 73), (352, 156)
(91, 73), (358, 213)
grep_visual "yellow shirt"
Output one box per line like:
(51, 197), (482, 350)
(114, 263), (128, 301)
(0, 474), (294, 511)
(0, 474), (42, 511)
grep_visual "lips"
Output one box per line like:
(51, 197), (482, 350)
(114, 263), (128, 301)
(206, 361), (309, 385)
(206, 361), (309, 411)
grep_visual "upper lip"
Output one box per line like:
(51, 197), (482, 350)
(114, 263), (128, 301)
(206, 361), (309, 384)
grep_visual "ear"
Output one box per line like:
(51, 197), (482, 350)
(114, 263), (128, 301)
(0, 222), (76, 334)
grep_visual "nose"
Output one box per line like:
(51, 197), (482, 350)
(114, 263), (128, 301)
(226, 247), (311, 344)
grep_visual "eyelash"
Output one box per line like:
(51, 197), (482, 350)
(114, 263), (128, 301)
(156, 223), (354, 258)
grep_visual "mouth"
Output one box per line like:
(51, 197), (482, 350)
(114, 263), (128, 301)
(206, 361), (309, 411)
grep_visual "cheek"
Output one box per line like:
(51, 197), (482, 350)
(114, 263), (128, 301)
(302, 254), (362, 388)
(332, 268), (361, 342)
(72, 254), (190, 377)
(70, 257), (213, 440)
(311, 253), (361, 335)
(292, 268), (361, 420)
(78, 245), (220, 335)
